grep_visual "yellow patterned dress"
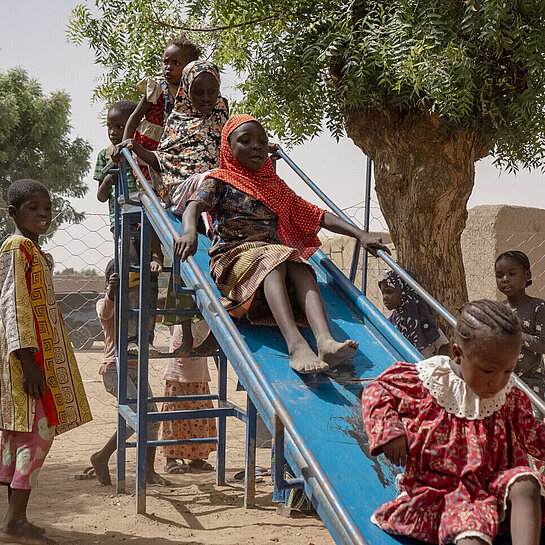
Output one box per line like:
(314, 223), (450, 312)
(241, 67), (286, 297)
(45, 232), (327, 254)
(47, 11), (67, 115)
(0, 235), (92, 434)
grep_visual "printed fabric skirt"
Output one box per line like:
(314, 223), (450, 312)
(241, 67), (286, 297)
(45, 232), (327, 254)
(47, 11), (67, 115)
(159, 381), (217, 461)
(210, 242), (314, 326)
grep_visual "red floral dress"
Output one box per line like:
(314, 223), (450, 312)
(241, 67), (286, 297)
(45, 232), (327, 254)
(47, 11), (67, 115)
(362, 357), (545, 545)
(132, 76), (177, 198)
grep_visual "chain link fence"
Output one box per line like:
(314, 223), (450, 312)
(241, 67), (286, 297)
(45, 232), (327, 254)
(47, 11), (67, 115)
(36, 213), (252, 470)
(319, 197), (393, 312)
(3, 197), (543, 463)
(319, 198), (545, 313)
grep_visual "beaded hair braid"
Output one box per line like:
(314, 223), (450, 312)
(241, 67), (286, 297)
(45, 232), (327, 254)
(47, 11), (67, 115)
(455, 300), (521, 344)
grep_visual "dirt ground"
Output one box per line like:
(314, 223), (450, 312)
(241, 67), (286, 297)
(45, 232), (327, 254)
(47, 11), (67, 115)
(3, 327), (334, 545)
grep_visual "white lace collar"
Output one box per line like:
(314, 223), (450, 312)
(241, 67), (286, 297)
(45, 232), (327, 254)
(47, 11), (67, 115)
(416, 356), (515, 420)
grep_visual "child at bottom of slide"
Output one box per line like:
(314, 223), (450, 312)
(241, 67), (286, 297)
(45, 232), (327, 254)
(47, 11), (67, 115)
(0, 178), (92, 544)
(159, 322), (216, 474)
(362, 299), (545, 545)
(90, 261), (169, 487)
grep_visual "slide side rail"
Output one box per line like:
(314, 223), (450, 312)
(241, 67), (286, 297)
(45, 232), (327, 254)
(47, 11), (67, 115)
(276, 149), (545, 415)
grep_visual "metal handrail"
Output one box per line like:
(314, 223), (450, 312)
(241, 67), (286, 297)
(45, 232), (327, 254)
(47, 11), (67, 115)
(277, 149), (545, 415)
(118, 148), (367, 545)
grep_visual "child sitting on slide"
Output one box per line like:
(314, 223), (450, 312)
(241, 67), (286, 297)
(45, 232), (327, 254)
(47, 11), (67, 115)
(174, 114), (389, 374)
(363, 300), (545, 545)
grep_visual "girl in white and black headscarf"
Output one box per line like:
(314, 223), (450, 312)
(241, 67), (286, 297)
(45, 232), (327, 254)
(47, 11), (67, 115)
(379, 270), (449, 358)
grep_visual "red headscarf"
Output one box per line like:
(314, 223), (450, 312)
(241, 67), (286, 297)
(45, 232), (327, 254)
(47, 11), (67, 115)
(206, 114), (326, 259)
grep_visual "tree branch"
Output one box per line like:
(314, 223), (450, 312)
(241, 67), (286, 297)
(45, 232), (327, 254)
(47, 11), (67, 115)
(147, 5), (284, 32)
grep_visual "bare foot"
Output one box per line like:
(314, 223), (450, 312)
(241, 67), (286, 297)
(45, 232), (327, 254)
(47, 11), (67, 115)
(317, 337), (358, 368)
(172, 335), (192, 358)
(0, 523), (55, 544)
(90, 452), (112, 486)
(147, 470), (170, 486)
(289, 343), (329, 374)
(194, 331), (219, 356)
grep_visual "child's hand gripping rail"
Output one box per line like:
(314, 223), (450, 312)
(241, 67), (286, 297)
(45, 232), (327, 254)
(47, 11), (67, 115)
(276, 148), (545, 417)
(119, 147), (368, 545)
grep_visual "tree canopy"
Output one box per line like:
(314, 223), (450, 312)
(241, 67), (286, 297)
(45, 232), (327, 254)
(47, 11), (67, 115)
(0, 68), (92, 241)
(69, 0), (545, 168)
(68, 0), (545, 313)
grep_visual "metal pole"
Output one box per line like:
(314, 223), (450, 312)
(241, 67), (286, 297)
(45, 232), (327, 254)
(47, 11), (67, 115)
(136, 212), (152, 514)
(216, 352), (227, 486)
(361, 157), (372, 294)
(116, 200), (133, 495)
(244, 397), (257, 508)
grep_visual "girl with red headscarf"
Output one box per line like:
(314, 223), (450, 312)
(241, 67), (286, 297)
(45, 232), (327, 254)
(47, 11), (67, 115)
(175, 114), (389, 374)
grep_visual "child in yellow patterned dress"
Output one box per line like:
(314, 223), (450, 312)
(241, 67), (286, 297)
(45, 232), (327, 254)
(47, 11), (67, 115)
(0, 179), (92, 545)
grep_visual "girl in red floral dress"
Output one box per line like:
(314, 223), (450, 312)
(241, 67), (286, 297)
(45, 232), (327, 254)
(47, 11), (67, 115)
(362, 300), (545, 545)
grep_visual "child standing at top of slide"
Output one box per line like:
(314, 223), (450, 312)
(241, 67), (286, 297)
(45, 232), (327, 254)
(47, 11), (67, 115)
(495, 250), (545, 401)
(123, 34), (200, 200)
(378, 270), (449, 357)
(0, 179), (92, 544)
(95, 100), (161, 356)
(117, 60), (229, 355)
(362, 300), (545, 545)
(174, 114), (389, 374)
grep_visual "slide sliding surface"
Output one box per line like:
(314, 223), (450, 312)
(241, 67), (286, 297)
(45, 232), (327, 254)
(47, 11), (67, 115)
(162, 209), (423, 545)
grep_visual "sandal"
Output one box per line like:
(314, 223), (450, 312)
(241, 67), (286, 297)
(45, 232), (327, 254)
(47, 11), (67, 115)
(164, 460), (189, 474)
(226, 470), (264, 483)
(188, 459), (214, 471)
(74, 466), (96, 480)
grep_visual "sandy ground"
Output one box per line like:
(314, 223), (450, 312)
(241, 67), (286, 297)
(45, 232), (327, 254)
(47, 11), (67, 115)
(2, 327), (334, 545)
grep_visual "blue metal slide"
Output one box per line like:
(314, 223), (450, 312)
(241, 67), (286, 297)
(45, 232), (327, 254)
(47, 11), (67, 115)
(146, 207), (421, 545)
(115, 149), (545, 545)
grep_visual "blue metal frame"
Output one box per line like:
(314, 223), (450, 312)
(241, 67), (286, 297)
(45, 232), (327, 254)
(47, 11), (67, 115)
(113, 156), (248, 514)
(117, 149), (370, 544)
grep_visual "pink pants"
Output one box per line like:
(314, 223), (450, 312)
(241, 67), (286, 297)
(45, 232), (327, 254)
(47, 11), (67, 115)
(0, 400), (55, 489)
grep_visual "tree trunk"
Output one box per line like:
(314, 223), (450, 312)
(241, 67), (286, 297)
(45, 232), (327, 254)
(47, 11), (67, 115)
(346, 106), (488, 316)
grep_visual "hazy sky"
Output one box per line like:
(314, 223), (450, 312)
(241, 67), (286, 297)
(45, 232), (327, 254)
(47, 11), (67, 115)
(1, 0), (543, 224)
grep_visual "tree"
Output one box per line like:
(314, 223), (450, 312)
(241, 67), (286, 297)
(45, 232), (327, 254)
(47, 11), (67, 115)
(68, 0), (545, 313)
(0, 68), (92, 241)
(55, 267), (99, 276)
